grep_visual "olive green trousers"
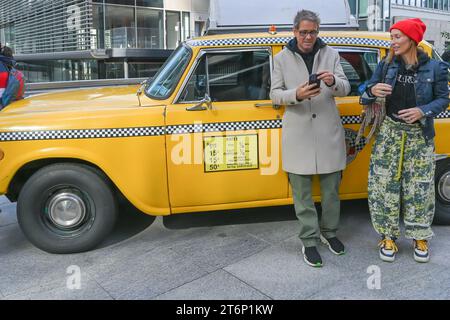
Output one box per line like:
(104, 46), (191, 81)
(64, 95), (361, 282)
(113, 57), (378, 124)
(289, 171), (342, 247)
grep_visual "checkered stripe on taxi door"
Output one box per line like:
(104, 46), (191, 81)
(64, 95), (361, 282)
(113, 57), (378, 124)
(1, 112), (448, 142)
(0, 126), (166, 141)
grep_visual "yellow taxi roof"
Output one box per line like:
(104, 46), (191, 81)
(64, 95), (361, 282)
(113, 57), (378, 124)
(186, 30), (433, 50)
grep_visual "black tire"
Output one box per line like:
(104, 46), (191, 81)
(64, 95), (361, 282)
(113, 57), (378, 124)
(433, 159), (450, 225)
(17, 163), (118, 253)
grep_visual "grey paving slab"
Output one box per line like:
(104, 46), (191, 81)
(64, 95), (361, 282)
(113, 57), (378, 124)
(0, 196), (9, 205)
(154, 269), (271, 300)
(0, 224), (92, 296)
(309, 263), (450, 300)
(2, 275), (112, 300)
(167, 224), (271, 273)
(240, 219), (299, 245)
(0, 201), (17, 228)
(224, 239), (351, 300)
(1, 197), (450, 300)
(87, 246), (210, 300)
(381, 270), (450, 299)
(318, 234), (449, 277)
(417, 230), (450, 269)
(301, 230), (450, 300)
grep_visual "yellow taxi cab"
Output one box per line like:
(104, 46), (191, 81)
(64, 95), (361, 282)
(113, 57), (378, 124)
(0, 30), (449, 253)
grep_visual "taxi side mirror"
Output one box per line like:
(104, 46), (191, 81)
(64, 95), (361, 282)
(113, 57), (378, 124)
(186, 93), (212, 111)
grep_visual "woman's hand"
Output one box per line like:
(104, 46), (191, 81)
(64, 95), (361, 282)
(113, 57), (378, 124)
(397, 108), (424, 124)
(370, 83), (393, 98)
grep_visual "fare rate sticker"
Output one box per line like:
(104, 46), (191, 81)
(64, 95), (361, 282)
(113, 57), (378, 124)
(204, 134), (259, 172)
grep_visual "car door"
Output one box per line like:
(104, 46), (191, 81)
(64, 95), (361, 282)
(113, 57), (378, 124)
(335, 47), (383, 198)
(165, 47), (288, 211)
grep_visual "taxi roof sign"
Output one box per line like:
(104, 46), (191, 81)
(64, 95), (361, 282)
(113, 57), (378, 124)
(206, 0), (359, 35)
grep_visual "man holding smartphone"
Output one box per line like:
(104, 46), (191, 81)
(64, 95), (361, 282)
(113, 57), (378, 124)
(270, 10), (350, 267)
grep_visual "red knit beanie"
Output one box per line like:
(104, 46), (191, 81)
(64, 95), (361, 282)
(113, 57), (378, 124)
(390, 18), (426, 44)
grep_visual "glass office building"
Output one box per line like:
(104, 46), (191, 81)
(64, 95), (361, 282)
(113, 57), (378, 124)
(0, 0), (209, 82)
(348, 0), (450, 53)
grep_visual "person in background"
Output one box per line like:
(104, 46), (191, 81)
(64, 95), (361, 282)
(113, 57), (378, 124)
(0, 43), (16, 104)
(441, 49), (450, 65)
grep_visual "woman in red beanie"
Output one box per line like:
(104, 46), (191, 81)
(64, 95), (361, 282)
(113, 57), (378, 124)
(360, 18), (449, 263)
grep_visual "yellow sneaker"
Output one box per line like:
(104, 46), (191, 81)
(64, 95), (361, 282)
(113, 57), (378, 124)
(378, 236), (398, 262)
(413, 239), (430, 263)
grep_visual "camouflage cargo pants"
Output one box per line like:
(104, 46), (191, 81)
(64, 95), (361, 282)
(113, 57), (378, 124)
(368, 116), (435, 240)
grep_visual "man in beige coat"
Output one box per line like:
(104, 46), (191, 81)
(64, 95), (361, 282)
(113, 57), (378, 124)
(270, 10), (350, 267)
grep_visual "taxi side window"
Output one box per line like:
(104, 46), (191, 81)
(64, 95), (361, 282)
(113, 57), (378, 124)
(338, 51), (378, 96)
(179, 50), (271, 102)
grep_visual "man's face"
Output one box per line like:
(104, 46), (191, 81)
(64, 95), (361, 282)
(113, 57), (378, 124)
(294, 20), (319, 53)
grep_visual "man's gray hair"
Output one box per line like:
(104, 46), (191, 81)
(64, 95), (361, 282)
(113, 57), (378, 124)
(294, 10), (321, 29)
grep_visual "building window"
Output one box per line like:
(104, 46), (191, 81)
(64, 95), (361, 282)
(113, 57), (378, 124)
(136, 0), (163, 8)
(105, 0), (135, 5)
(383, 0), (390, 19)
(136, 8), (164, 49)
(166, 11), (181, 49)
(195, 21), (205, 37)
(182, 12), (191, 41)
(0, 24), (15, 51)
(128, 62), (163, 78)
(348, 0), (357, 15)
(105, 62), (125, 79)
(105, 4), (136, 48)
(17, 60), (99, 83)
(92, 4), (105, 49)
(359, 0), (369, 17)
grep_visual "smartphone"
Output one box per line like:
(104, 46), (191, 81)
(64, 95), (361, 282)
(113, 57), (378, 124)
(308, 73), (321, 89)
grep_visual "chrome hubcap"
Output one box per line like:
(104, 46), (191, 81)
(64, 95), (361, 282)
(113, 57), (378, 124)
(438, 171), (450, 202)
(48, 192), (86, 229)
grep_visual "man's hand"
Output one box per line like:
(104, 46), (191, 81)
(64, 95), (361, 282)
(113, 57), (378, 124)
(397, 107), (424, 124)
(370, 83), (393, 98)
(296, 81), (321, 101)
(317, 71), (335, 87)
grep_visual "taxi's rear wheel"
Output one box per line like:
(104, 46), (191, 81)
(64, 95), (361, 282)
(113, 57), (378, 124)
(433, 159), (450, 225)
(17, 163), (118, 253)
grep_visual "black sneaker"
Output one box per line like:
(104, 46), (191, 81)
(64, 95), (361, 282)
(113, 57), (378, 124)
(301, 246), (323, 267)
(320, 235), (345, 255)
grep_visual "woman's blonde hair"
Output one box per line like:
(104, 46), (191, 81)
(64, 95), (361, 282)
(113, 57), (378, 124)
(386, 39), (421, 65)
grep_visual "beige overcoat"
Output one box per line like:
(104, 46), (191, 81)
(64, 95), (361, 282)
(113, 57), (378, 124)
(270, 43), (351, 175)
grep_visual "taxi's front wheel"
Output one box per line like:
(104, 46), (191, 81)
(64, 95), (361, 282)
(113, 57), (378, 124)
(17, 163), (118, 254)
(434, 159), (450, 225)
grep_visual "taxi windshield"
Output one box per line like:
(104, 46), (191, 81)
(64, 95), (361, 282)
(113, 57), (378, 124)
(145, 44), (192, 100)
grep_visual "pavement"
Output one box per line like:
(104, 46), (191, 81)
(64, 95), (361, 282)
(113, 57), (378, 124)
(1, 195), (450, 300)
